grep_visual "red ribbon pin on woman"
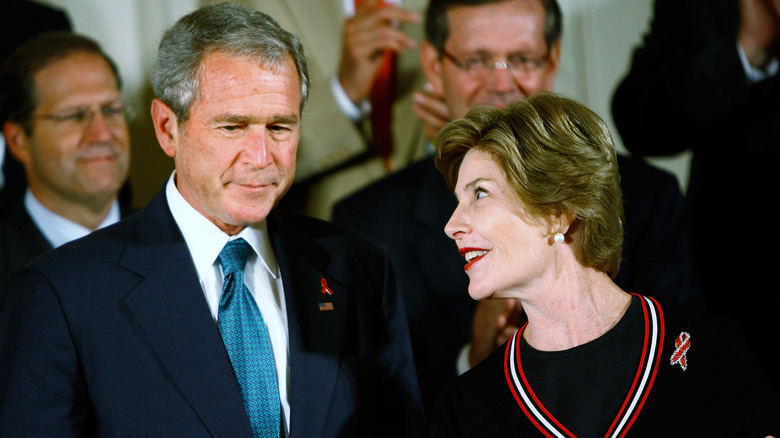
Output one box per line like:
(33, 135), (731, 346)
(670, 332), (690, 371)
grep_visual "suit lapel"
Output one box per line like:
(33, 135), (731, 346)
(117, 190), (253, 437)
(268, 212), (346, 438)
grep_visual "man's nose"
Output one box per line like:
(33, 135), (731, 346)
(83, 111), (114, 142)
(485, 64), (516, 92)
(246, 131), (273, 168)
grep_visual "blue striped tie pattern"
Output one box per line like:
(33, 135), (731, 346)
(218, 238), (281, 437)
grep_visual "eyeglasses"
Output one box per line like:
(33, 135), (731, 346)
(30, 101), (134, 129)
(440, 48), (549, 79)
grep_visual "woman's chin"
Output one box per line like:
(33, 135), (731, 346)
(467, 286), (492, 301)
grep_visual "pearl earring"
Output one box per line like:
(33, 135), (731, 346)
(553, 232), (565, 244)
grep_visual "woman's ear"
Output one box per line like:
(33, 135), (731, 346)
(151, 98), (179, 158)
(547, 212), (574, 236)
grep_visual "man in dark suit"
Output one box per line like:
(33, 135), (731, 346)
(0, 32), (133, 289)
(0, 0), (72, 212)
(611, 0), (779, 391)
(333, 0), (702, 415)
(0, 3), (425, 437)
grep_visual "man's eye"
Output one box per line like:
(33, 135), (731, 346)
(268, 125), (287, 132)
(61, 109), (89, 122)
(508, 54), (546, 69)
(101, 106), (125, 117)
(508, 55), (530, 65)
(268, 125), (294, 140)
(464, 57), (487, 70)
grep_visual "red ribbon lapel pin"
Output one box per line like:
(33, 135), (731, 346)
(670, 332), (690, 371)
(319, 278), (334, 311)
(321, 278), (333, 295)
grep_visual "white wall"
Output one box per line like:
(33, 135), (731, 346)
(31, 0), (692, 207)
(555, 0), (692, 191)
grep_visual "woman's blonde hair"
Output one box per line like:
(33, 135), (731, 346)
(435, 92), (624, 277)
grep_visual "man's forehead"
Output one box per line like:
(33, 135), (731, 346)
(183, 60), (299, 130)
(198, 52), (299, 98)
(199, 51), (297, 82)
(446, 0), (547, 50)
(34, 53), (121, 109)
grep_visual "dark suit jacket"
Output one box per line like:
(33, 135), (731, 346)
(0, 202), (51, 289)
(332, 154), (702, 415)
(611, 0), (780, 391)
(0, 188), (425, 437)
(0, 201), (136, 291)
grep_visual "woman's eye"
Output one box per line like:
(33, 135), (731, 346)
(475, 189), (488, 199)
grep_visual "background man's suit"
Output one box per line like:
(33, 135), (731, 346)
(0, 203), (52, 289)
(226, 0), (430, 219)
(0, 188), (425, 437)
(0, 201), (135, 290)
(333, 153), (703, 414)
(611, 0), (780, 390)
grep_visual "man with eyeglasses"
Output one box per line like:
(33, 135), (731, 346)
(333, 0), (703, 418)
(0, 32), (133, 290)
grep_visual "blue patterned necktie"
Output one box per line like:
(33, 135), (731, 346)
(218, 238), (281, 438)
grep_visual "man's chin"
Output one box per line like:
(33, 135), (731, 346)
(229, 198), (278, 222)
(474, 96), (525, 110)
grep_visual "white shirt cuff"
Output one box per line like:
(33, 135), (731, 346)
(331, 74), (371, 122)
(737, 42), (779, 83)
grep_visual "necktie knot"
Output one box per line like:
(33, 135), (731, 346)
(219, 238), (251, 277)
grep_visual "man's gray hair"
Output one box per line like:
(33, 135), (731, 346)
(152, 1), (310, 122)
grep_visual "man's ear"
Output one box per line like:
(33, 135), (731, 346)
(420, 40), (445, 95)
(3, 121), (32, 165)
(151, 98), (179, 158)
(543, 40), (562, 91)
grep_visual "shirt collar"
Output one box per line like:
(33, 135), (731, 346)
(165, 171), (279, 279)
(24, 189), (121, 249)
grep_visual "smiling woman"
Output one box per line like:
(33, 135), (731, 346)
(429, 92), (780, 437)
(437, 93), (624, 286)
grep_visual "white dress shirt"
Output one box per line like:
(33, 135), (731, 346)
(165, 172), (290, 435)
(25, 189), (121, 249)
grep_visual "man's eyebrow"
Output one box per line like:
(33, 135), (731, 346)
(269, 114), (300, 125)
(213, 113), (252, 124)
(213, 113), (300, 124)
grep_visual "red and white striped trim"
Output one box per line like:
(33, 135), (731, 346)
(503, 294), (665, 438)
